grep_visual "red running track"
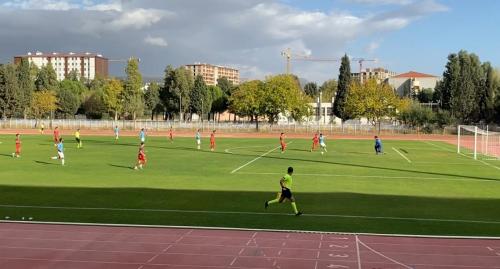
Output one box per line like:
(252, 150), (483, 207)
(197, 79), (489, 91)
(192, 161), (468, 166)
(1, 222), (500, 269)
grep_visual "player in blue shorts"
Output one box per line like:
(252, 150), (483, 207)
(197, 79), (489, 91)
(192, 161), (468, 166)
(374, 136), (383, 154)
(319, 133), (327, 154)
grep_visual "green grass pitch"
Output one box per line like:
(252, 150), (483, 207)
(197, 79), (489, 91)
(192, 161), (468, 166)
(1, 133), (500, 236)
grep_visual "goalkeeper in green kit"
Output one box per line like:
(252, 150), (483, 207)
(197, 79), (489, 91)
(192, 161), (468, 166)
(265, 167), (302, 216)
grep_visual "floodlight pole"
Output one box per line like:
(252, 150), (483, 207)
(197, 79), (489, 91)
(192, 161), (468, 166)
(474, 126), (478, 160)
(486, 125), (489, 155)
(457, 125), (461, 153)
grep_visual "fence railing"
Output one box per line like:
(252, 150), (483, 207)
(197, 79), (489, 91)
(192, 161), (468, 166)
(0, 118), (462, 136)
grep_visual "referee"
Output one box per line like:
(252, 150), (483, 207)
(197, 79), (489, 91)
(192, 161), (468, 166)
(265, 167), (302, 216)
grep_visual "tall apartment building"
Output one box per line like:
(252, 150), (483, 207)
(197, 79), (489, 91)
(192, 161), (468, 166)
(184, 63), (239, 86)
(14, 51), (108, 81)
(351, 67), (397, 83)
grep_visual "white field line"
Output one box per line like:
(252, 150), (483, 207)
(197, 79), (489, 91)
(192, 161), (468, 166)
(224, 145), (271, 154)
(392, 147), (412, 163)
(423, 141), (455, 153)
(1, 204), (500, 225)
(357, 238), (414, 269)
(3, 220), (500, 240)
(230, 142), (293, 174)
(236, 172), (499, 183)
(426, 141), (500, 171)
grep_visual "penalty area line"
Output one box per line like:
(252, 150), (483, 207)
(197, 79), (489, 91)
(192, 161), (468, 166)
(230, 141), (293, 174)
(392, 147), (412, 163)
(1, 204), (500, 225)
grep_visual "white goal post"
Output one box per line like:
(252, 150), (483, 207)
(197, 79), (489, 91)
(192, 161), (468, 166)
(457, 125), (500, 160)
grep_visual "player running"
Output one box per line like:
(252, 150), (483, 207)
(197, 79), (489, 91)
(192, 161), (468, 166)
(319, 133), (327, 154)
(210, 130), (216, 151)
(169, 127), (174, 143)
(134, 142), (146, 170)
(280, 132), (287, 153)
(195, 129), (201, 150)
(75, 129), (82, 149)
(50, 138), (65, 166)
(12, 133), (21, 158)
(139, 128), (146, 143)
(374, 136), (383, 155)
(53, 126), (60, 146)
(265, 167), (302, 216)
(114, 126), (119, 142)
(40, 122), (45, 134)
(311, 132), (319, 152)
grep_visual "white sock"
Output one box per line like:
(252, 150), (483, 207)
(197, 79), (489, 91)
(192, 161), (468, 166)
(61, 159), (65, 165)
(51, 156), (57, 160)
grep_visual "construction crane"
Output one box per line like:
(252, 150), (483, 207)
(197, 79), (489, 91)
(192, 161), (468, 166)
(280, 48), (341, 74)
(351, 58), (377, 84)
(109, 57), (141, 63)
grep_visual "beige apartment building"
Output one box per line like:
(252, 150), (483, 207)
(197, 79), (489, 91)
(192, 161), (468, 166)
(14, 51), (108, 81)
(388, 71), (439, 97)
(185, 63), (239, 86)
(352, 67), (397, 83)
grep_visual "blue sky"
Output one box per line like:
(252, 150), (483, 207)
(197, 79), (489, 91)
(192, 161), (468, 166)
(0, 0), (498, 82)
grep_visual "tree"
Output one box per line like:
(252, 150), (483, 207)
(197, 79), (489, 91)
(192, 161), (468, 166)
(216, 77), (233, 118)
(229, 80), (265, 129)
(160, 66), (193, 120)
(103, 78), (124, 120)
(16, 58), (34, 118)
(263, 74), (306, 124)
(144, 82), (162, 120)
(56, 87), (79, 118)
(207, 85), (225, 121)
(345, 79), (401, 132)
(122, 58), (143, 120)
(189, 75), (211, 121)
(333, 54), (351, 122)
(304, 82), (319, 99)
(35, 63), (58, 91)
(82, 91), (106, 119)
(450, 51), (481, 123)
(398, 103), (435, 132)
(31, 90), (57, 119)
(478, 62), (497, 122)
(319, 79), (337, 102)
(417, 89), (434, 103)
(0, 64), (21, 118)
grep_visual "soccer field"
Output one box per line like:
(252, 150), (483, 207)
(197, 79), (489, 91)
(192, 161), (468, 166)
(1, 133), (500, 236)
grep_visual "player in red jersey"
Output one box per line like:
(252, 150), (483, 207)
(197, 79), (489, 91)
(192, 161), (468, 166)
(12, 133), (21, 158)
(210, 130), (216, 151)
(134, 142), (146, 170)
(311, 132), (319, 152)
(53, 126), (60, 146)
(169, 126), (174, 143)
(280, 132), (286, 153)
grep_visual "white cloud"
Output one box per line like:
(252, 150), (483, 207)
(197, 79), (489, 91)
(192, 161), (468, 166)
(108, 8), (169, 30)
(144, 35), (168, 47)
(85, 0), (122, 12)
(2, 0), (80, 10)
(0, 0), (449, 82)
(346, 0), (414, 5)
(365, 41), (380, 54)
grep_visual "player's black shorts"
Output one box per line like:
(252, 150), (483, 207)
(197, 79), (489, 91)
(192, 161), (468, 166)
(281, 188), (292, 199)
(76, 138), (81, 143)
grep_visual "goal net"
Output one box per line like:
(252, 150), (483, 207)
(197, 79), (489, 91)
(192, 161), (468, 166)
(457, 125), (500, 160)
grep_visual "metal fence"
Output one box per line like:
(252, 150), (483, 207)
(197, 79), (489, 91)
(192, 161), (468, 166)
(0, 118), (461, 136)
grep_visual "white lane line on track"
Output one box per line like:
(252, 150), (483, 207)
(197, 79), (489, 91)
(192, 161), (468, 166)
(392, 147), (412, 163)
(2, 204), (500, 225)
(230, 142), (293, 174)
(357, 237), (414, 269)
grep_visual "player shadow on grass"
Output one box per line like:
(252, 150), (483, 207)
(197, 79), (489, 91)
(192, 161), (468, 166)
(108, 164), (134, 170)
(259, 155), (500, 182)
(0, 153), (14, 158)
(34, 160), (60, 166)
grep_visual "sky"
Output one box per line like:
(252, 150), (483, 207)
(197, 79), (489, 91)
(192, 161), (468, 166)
(0, 0), (499, 83)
